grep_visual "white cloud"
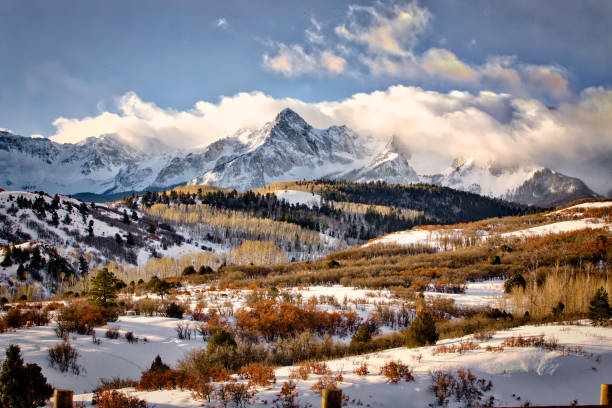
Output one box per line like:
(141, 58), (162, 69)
(335, 3), (431, 56)
(305, 17), (324, 44)
(48, 87), (612, 193)
(216, 18), (228, 29)
(262, 43), (346, 77)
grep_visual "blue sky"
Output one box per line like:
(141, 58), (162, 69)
(1, 1), (611, 193)
(2, 0), (611, 136)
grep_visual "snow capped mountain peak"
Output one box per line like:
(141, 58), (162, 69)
(0, 111), (599, 206)
(274, 107), (308, 128)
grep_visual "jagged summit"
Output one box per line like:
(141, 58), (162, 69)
(0, 111), (599, 206)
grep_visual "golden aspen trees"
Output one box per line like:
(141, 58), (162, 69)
(230, 241), (286, 266)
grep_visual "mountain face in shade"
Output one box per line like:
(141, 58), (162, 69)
(0, 110), (599, 206)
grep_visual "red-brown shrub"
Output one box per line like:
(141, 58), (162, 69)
(94, 390), (148, 408)
(379, 361), (414, 383)
(353, 363), (369, 376)
(238, 363), (276, 387)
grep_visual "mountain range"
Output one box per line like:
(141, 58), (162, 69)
(0, 108), (598, 207)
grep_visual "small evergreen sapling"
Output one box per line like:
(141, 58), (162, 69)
(588, 287), (611, 326)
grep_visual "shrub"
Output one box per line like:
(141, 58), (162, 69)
(165, 302), (185, 319)
(182, 265), (196, 276)
(137, 369), (183, 391)
(176, 322), (192, 340)
(207, 329), (237, 352)
(3, 309), (26, 329)
(379, 361), (414, 383)
(125, 331), (138, 343)
(504, 274), (526, 293)
(94, 377), (137, 393)
(353, 363), (369, 376)
(311, 374), (339, 393)
(105, 326), (120, 339)
(226, 382), (256, 408)
(238, 363), (276, 387)
(429, 369), (492, 407)
(55, 302), (117, 337)
(405, 311), (439, 347)
(191, 379), (214, 402)
(94, 390), (148, 408)
(48, 341), (81, 374)
(272, 381), (301, 408)
(0, 344), (53, 408)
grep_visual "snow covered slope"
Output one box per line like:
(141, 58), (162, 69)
(423, 158), (598, 207)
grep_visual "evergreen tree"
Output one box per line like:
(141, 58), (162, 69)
(115, 233), (123, 245)
(50, 211), (59, 226)
(16, 264), (26, 281)
(62, 213), (72, 225)
(149, 277), (171, 301)
(88, 268), (120, 307)
(131, 210), (139, 221)
(122, 210), (130, 224)
(29, 247), (41, 270)
(0, 344), (53, 408)
(88, 220), (94, 236)
(405, 311), (439, 347)
(78, 255), (89, 276)
(126, 232), (135, 247)
(588, 287), (611, 326)
(149, 355), (169, 372)
(50, 194), (60, 210)
(207, 329), (236, 353)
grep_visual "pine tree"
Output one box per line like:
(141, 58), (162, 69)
(62, 213), (71, 225)
(0, 344), (53, 408)
(122, 210), (130, 224)
(29, 246), (41, 270)
(115, 233), (123, 245)
(78, 255), (89, 276)
(50, 211), (59, 226)
(149, 277), (171, 301)
(405, 311), (439, 347)
(126, 232), (135, 247)
(88, 268), (120, 308)
(588, 287), (611, 326)
(149, 355), (169, 372)
(16, 264), (26, 281)
(88, 220), (94, 236)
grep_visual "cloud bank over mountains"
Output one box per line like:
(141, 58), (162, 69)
(48, 85), (612, 195)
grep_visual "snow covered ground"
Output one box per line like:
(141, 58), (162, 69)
(273, 189), (322, 208)
(425, 280), (505, 308)
(60, 322), (612, 407)
(364, 202), (611, 251)
(500, 218), (609, 239)
(363, 228), (469, 250)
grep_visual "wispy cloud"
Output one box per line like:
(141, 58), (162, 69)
(261, 1), (574, 102)
(216, 18), (228, 29)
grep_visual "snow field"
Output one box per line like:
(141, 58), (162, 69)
(66, 322), (612, 408)
(272, 189), (322, 208)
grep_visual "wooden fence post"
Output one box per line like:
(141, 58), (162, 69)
(322, 388), (342, 408)
(53, 389), (73, 408)
(602, 384), (611, 406)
